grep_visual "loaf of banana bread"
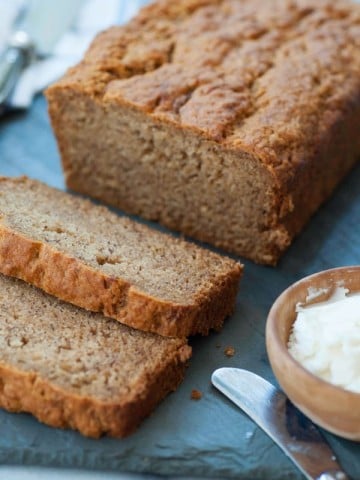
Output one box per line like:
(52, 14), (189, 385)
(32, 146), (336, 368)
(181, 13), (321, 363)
(47, 0), (360, 265)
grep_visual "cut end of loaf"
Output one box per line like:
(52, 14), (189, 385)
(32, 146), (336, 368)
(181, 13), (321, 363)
(0, 274), (191, 438)
(47, 85), (292, 265)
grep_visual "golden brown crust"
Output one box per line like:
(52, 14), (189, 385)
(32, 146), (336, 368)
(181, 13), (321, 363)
(0, 344), (191, 438)
(46, 0), (360, 264)
(49, 0), (360, 157)
(0, 178), (243, 337)
(0, 225), (241, 337)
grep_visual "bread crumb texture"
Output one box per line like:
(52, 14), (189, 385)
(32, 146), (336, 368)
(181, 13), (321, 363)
(0, 274), (191, 438)
(191, 389), (202, 400)
(224, 346), (235, 357)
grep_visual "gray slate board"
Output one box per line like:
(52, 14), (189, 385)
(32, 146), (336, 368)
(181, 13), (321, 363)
(0, 96), (359, 479)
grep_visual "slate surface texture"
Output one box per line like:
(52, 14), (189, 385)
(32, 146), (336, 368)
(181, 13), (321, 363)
(0, 95), (359, 479)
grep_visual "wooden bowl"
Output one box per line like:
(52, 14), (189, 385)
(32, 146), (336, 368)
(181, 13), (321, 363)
(266, 266), (360, 441)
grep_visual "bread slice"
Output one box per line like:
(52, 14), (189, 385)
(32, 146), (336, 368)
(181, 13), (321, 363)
(0, 177), (242, 337)
(0, 274), (191, 438)
(46, 0), (360, 265)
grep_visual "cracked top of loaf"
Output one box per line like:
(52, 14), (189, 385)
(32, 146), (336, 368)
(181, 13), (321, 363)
(55, 0), (360, 172)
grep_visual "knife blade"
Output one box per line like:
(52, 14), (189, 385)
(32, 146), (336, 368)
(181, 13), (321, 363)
(0, 0), (84, 109)
(211, 368), (349, 480)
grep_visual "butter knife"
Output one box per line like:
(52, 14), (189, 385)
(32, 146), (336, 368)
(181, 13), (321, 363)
(0, 0), (84, 109)
(211, 368), (349, 480)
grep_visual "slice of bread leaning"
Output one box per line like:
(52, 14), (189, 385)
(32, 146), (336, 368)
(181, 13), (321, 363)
(0, 274), (191, 438)
(0, 177), (242, 337)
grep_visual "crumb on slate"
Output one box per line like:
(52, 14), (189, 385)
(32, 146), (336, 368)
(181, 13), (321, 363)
(191, 389), (202, 400)
(215, 344), (221, 349)
(224, 346), (235, 357)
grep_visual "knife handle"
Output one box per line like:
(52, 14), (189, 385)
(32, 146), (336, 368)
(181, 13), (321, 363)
(0, 31), (34, 110)
(316, 471), (349, 480)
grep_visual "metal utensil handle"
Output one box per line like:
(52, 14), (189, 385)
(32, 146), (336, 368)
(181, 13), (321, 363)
(0, 31), (34, 109)
(317, 471), (349, 480)
(0, 47), (26, 107)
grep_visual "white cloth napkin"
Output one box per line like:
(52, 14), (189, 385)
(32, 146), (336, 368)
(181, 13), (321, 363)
(0, 0), (144, 108)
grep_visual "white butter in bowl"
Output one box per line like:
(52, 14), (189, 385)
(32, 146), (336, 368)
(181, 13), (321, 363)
(288, 286), (360, 393)
(266, 267), (360, 440)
